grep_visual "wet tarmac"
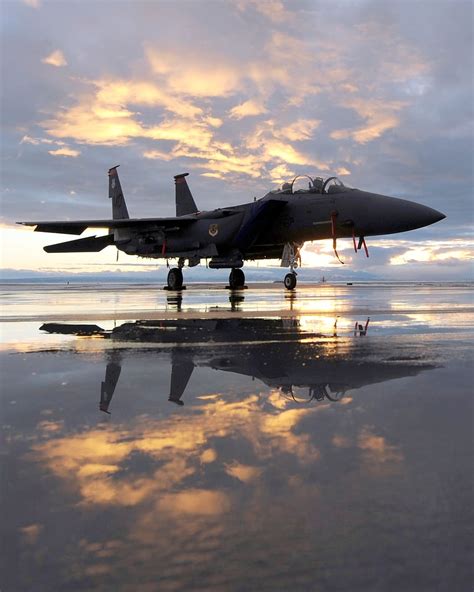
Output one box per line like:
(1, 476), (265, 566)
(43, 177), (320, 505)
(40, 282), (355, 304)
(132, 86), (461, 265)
(1, 283), (473, 591)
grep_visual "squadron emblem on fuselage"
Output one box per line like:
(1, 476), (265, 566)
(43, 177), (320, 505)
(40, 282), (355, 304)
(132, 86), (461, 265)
(208, 223), (219, 237)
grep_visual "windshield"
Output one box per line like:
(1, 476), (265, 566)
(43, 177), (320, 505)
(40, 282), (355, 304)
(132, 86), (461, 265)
(271, 175), (351, 196)
(323, 176), (352, 193)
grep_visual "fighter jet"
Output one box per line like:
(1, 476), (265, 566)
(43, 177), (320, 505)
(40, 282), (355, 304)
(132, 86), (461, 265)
(19, 167), (445, 290)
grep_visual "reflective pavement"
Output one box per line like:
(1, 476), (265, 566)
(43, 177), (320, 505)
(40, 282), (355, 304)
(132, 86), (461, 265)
(0, 283), (473, 591)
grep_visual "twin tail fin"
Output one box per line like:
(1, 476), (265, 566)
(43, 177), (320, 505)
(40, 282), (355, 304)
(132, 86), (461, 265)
(108, 166), (129, 220)
(174, 173), (198, 217)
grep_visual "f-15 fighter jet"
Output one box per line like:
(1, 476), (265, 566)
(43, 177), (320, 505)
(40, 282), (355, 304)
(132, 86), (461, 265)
(19, 167), (445, 290)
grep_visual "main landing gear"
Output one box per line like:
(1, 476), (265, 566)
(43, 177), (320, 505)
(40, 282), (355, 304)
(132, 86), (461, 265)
(166, 258), (185, 290)
(167, 267), (183, 290)
(228, 268), (246, 290)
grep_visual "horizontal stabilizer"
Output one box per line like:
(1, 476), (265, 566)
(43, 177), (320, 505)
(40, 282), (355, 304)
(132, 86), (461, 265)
(44, 234), (114, 253)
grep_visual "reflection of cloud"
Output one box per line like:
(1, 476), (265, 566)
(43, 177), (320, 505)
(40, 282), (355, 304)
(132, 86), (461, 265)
(37, 419), (64, 433)
(225, 462), (262, 482)
(158, 490), (231, 516)
(42, 50), (67, 67)
(32, 394), (321, 510)
(261, 408), (321, 462)
(358, 426), (403, 471)
(332, 435), (351, 448)
(20, 523), (43, 544)
(200, 448), (217, 463)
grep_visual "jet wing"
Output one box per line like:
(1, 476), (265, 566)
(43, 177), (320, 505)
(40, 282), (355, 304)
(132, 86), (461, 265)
(17, 217), (197, 235)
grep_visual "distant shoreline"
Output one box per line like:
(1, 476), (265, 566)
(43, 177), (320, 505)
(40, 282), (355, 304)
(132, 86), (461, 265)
(1, 279), (472, 287)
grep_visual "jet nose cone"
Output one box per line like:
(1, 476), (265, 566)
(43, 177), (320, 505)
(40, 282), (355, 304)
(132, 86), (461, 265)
(415, 204), (446, 229)
(428, 207), (446, 224)
(379, 196), (446, 232)
(356, 193), (447, 236)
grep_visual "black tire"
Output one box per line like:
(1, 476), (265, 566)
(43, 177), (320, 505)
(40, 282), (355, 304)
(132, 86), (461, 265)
(284, 272), (297, 290)
(167, 268), (183, 290)
(229, 268), (245, 289)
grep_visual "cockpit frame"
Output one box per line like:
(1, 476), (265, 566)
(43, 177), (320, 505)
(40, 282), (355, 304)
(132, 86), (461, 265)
(271, 175), (351, 196)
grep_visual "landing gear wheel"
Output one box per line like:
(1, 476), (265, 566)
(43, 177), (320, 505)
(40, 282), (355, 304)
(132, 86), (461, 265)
(167, 267), (183, 290)
(284, 272), (297, 290)
(229, 268), (245, 289)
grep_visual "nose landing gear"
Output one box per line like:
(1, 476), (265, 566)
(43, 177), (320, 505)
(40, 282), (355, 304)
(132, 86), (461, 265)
(284, 272), (297, 290)
(281, 242), (301, 290)
(228, 268), (246, 290)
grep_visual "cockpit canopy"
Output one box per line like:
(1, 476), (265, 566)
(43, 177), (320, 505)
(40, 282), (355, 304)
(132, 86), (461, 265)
(272, 175), (352, 196)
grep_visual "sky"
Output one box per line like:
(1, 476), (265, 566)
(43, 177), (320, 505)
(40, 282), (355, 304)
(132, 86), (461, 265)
(0, 0), (473, 280)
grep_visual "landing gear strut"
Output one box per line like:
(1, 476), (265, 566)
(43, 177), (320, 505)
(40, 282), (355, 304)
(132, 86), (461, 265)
(281, 242), (300, 290)
(228, 268), (245, 289)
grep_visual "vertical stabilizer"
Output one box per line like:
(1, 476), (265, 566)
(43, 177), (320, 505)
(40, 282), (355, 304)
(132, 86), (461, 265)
(108, 166), (129, 220)
(174, 173), (198, 217)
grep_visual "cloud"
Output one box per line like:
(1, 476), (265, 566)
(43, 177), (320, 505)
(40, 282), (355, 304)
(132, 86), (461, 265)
(268, 163), (295, 184)
(20, 135), (56, 146)
(2, 0), (472, 280)
(41, 50), (67, 68)
(48, 147), (80, 157)
(390, 241), (474, 265)
(331, 99), (406, 144)
(22, 0), (41, 7)
(276, 119), (321, 142)
(39, 69), (330, 181)
(146, 48), (241, 98)
(235, 0), (291, 24)
(229, 99), (267, 119)
(28, 11), (432, 187)
(143, 149), (173, 161)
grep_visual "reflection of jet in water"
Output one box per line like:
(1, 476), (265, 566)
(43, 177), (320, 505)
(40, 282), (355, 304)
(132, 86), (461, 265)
(41, 318), (436, 413)
(100, 356), (122, 414)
